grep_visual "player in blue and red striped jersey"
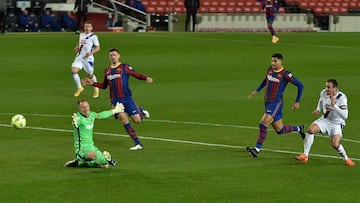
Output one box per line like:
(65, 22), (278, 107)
(82, 48), (153, 150)
(262, 0), (280, 43)
(246, 53), (305, 158)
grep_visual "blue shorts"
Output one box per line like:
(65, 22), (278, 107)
(111, 97), (139, 118)
(264, 100), (283, 122)
(266, 16), (275, 24)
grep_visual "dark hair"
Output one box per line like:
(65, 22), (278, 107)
(327, 79), (338, 88)
(272, 53), (283, 60)
(84, 20), (93, 25)
(77, 99), (88, 105)
(109, 48), (119, 53)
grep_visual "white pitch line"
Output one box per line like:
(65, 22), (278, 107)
(2, 112), (360, 144)
(1, 123), (359, 161)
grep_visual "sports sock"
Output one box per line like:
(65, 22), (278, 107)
(72, 73), (81, 88)
(303, 133), (314, 156)
(91, 75), (98, 89)
(276, 125), (298, 134)
(335, 144), (349, 160)
(124, 123), (141, 145)
(255, 123), (268, 150)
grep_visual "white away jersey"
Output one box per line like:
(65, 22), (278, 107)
(76, 32), (99, 59)
(316, 89), (348, 125)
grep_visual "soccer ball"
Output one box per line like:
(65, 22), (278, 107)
(11, 114), (26, 129)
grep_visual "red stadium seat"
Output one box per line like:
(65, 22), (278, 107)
(251, 7), (261, 13)
(313, 7), (324, 15)
(243, 7), (251, 13)
(217, 7), (226, 13)
(207, 7), (217, 13)
(308, 2), (316, 8)
(298, 2), (309, 9)
(147, 6), (156, 13)
(225, 7), (235, 13)
(219, 1), (227, 7)
(234, 7), (243, 13)
(236, 1), (245, 7)
(228, 1), (236, 7)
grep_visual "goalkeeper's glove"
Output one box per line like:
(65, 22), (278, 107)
(72, 113), (79, 128)
(111, 102), (125, 114)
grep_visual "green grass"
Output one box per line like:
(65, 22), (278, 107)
(0, 32), (360, 202)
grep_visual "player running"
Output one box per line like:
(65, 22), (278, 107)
(65, 99), (124, 168)
(71, 20), (100, 98)
(262, 0), (280, 44)
(82, 48), (153, 150)
(295, 79), (355, 166)
(246, 53), (305, 158)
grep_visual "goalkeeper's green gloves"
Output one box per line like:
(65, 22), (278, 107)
(111, 102), (125, 114)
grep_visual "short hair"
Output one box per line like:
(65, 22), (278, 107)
(84, 20), (93, 25)
(272, 53), (283, 60)
(327, 79), (338, 88)
(77, 99), (88, 105)
(109, 48), (119, 53)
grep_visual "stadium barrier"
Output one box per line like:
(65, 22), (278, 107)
(329, 15), (360, 32)
(195, 13), (315, 32)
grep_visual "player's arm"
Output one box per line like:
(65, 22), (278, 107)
(86, 36), (100, 57)
(125, 65), (153, 83)
(83, 69), (108, 88)
(248, 79), (266, 99)
(96, 103), (125, 119)
(332, 96), (348, 120)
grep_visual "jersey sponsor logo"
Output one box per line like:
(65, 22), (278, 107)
(107, 74), (121, 80)
(86, 124), (93, 130)
(267, 74), (280, 83)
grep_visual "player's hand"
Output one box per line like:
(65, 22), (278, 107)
(312, 110), (320, 115)
(72, 113), (79, 128)
(292, 102), (300, 111)
(248, 91), (258, 99)
(81, 78), (94, 86)
(111, 102), (125, 114)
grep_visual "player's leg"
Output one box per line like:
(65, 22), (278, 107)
(83, 60), (99, 98)
(267, 16), (279, 44)
(330, 127), (355, 166)
(246, 113), (273, 157)
(272, 120), (305, 139)
(115, 100), (143, 150)
(296, 121), (322, 162)
(71, 60), (84, 97)
(191, 10), (197, 32)
(185, 10), (191, 31)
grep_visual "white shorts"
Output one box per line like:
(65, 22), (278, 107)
(71, 57), (94, 75)
(314, 118), (344, 138)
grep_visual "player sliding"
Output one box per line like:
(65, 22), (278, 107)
(65, 99), (124, 168)
(82, 48), (153, 150)
(246, 53), (305, 158)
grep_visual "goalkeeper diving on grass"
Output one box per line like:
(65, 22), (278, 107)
(65, 99), (124, 168)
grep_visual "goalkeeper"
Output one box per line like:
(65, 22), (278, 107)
(65, 99), (124, 168)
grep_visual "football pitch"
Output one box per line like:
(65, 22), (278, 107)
(0, 31), (359, 202)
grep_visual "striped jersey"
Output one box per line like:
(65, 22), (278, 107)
(93, 63), (147, 101)
(256, 66), (303, 103)
(262, 0), (279, 17)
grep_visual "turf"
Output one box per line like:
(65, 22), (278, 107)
(0, 31), (359, 202)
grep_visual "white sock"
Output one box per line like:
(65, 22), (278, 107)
(303, 133), (314, 156)
(336, 144), (349, 160)
(91, 75), (98, 89)
(72, 73), (81, 88)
